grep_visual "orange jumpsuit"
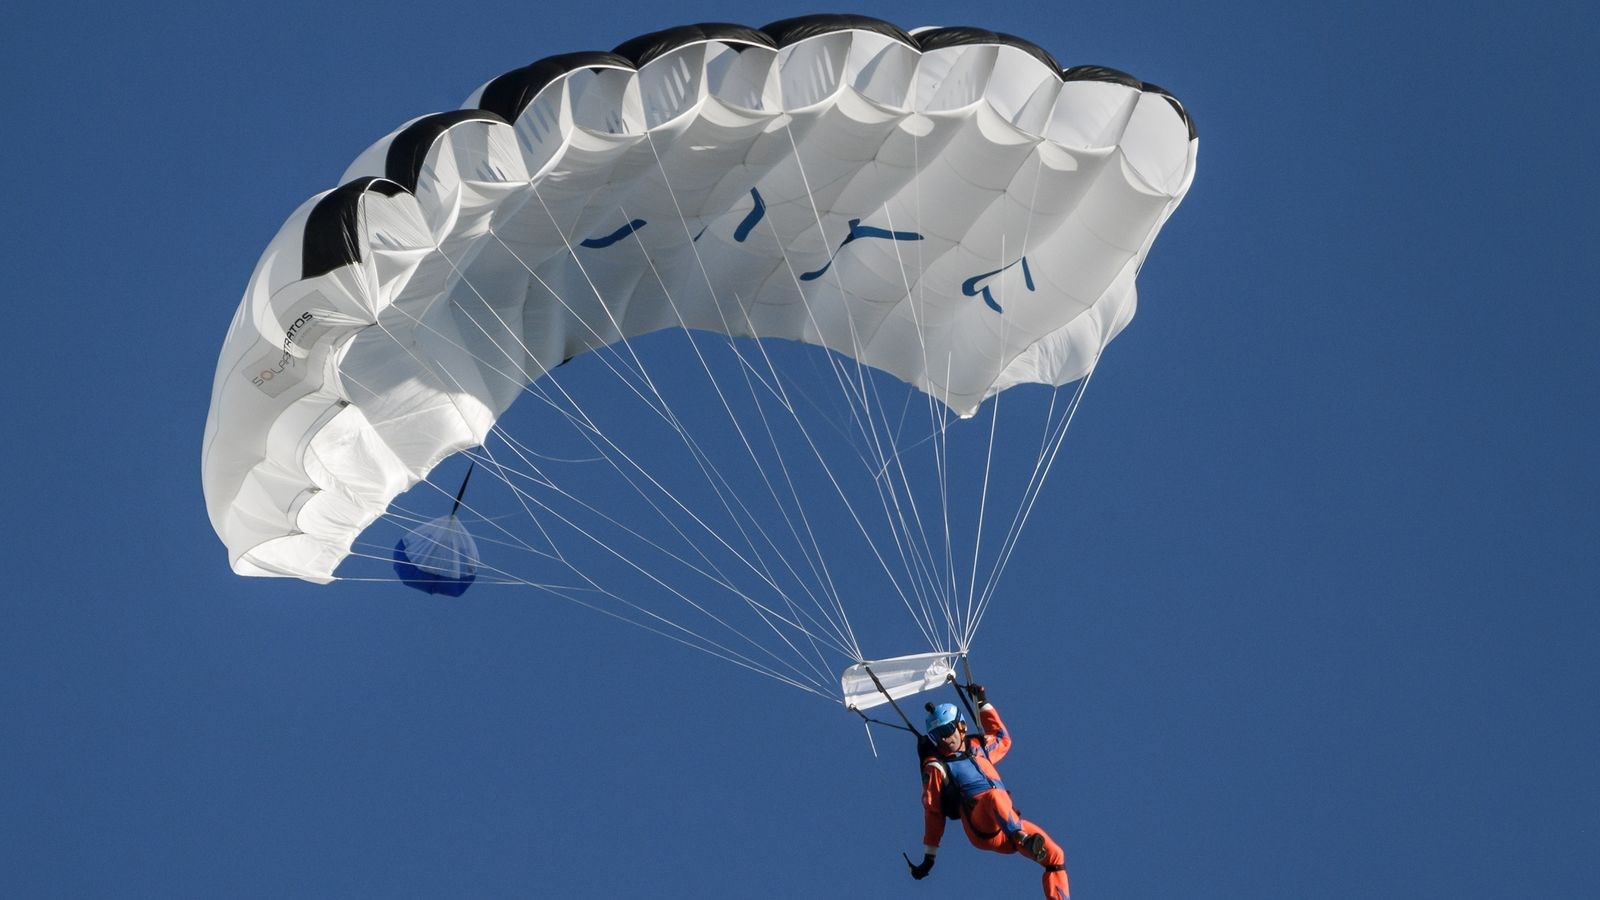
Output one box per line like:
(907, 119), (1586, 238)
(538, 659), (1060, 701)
(921, 703), (1069, 900)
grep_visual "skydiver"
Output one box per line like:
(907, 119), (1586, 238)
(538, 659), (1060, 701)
(906, 684), (1070, 899)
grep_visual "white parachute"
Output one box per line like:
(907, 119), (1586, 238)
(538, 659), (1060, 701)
(201, 16), (1196, 704)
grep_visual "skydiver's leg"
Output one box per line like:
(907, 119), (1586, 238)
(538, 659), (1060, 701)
(961, 792), (1017, 854)
(981, 788), (1029, 847)
(1013, 818), (1069, 900)
(979, 790), (1070, 898)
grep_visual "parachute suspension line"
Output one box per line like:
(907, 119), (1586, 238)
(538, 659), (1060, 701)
(421, 246), (757, 582)
(479, 379), (850, 690)
(850, 707), (916, 734)
(477, 434), (733, 594)
(722, 299), (942, 655)
(960, 225), (1023, 644)
(533, 577), (830, 695)
(487, 230), (837, 639)
(857, 197), (961, 649)
(373, 502), (581, 562)
(906, 124), (946, 608)
(513, 168), (865, 681)
(717, 321), (953, 656)
(482, 428), (858, 657)
(934, 352), (961, 649)
(341, 362), (825, 686)
(519, 576), (834, 699)
(906, 125), (967, 651)
(346, 286), (622, 588)
(923, 145), (1058, 654)
(351, 277), (850, 691)
(605, 301), (859, 676)
(340, 540), (833, 697)
(890, 161), (958, 647)
(802, 197), (943, 639)
(688, 312), (875, 674)
(750, 204), (945, 653)
(960, 158), (1045, 649)
(468, 427), (842, 690)
(478, 432), (850, 696)
(474, 431), (857, 666)
(341, 543), (545, 589)
(390, 452), (563, 568)
(966, 372), (1092, 645)
(486, 233), (669, 425)
(448, 229), (862, 668)
(964, 350), (1105, 647)
(772, 122), (905, 499)
(942, 148), (1049, 652)
(523, 175), (864, 670)
(615, 141), (865, 666)
(757, 123), (924, 639)
(963, 355), (1005, 643)
(965, 372), (1091, 645)
(771, 121), (953, 650)
(494, 204), (761, 435)
(638, 120), (945, 656)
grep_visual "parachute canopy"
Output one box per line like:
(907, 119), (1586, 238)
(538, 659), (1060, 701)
(201, 15), (1195, 583)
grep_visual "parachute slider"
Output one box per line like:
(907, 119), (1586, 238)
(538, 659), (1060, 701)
(840, 652), (956, 712)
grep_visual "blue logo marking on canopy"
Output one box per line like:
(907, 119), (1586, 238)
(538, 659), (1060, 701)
(579, 218), (647, 249)
(733, 188), (766, 243)
(799, 218), (924, 282)
(961, 256), (1034, 313)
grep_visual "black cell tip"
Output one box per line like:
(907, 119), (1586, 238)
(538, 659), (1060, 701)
(383, 110), (508, 193)
(761, 14), (916, 49)
(914, 27), (1062, 74)
(478, 52), (634, 122)
(302, 177), (406, 280)
(612, 23), (774, 67)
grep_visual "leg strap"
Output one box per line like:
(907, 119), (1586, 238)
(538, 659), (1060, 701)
(1045, 864), (1067, 873)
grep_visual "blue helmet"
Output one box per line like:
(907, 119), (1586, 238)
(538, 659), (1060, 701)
(925, 702), (963, 734)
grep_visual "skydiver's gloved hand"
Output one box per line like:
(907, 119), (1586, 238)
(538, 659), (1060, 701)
(965, 683), (988, 706)
(908, 853), (935, 880)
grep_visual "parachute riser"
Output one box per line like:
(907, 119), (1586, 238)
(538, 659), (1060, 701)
(948, 655), (995, 766)
(859, 663), (925, 739)
(850, 707), (918, 758)
(947, 675), (986, 741)
(948, 654), (986, 739)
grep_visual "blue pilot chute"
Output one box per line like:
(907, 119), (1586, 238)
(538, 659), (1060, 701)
(393, 466), (479, 597)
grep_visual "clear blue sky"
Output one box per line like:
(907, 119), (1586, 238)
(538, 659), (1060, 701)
(5, 2), (1598, 897)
